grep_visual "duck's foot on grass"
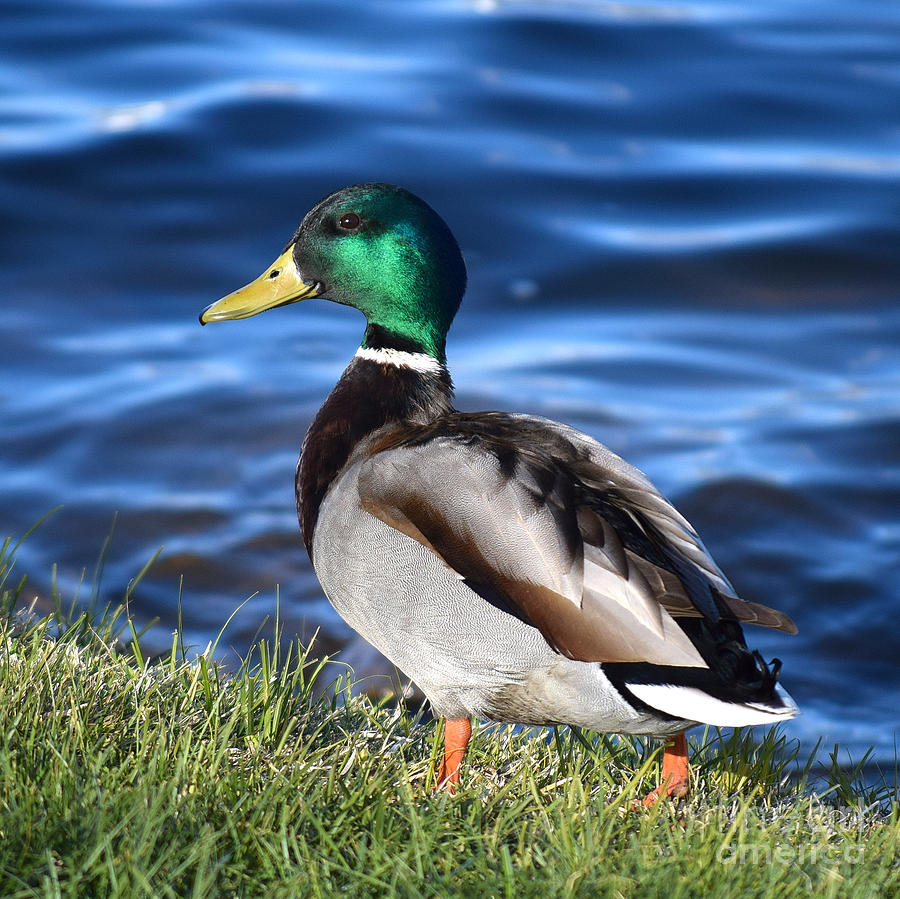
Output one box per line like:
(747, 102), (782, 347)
(635, 732), (690, 809)
(436, 717), (472, 794)
(431, 721), (690, 805)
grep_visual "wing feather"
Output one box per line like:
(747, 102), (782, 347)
(355, 411), (795, 674)
(358, 435), (708, 666)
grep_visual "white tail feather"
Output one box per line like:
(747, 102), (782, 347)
(625, 681), (799, 727)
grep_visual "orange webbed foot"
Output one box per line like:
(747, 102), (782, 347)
(435, 717), (472, 794)
(637, 732), (690, 809)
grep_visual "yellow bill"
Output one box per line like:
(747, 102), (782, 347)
(200, 247), (321, 324)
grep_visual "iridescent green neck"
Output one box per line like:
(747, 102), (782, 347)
(340, 221), (460, 362)
(288, 183), (466, 364)
(360, 315), (448, 362)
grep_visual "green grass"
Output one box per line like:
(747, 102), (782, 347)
(0, 532), (898, 898)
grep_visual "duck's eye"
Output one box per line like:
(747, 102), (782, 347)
(268, 269), (280, 279)
(338, 212), (361, 231)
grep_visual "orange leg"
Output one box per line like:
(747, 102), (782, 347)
(641, 732), (690, 807)
(436, 717), (472, 793)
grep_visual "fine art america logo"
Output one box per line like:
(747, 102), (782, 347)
(716, 843), (865, 866)
(715, 806), (869, 866)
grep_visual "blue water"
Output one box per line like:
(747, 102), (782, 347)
(3, 0), (899, 767)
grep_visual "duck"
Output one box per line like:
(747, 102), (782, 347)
(200, 182), (798, 804)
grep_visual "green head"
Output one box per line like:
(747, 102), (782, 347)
(200, 183), (467, 362)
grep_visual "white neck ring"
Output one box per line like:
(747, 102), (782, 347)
(354, 346), (445, 374)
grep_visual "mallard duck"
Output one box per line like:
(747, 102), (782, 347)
(201, 183), (798, 803)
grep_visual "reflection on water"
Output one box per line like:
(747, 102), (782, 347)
(2, 0), (899, 764)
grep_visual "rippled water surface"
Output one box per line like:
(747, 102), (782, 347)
(3, 0), (899, 765)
